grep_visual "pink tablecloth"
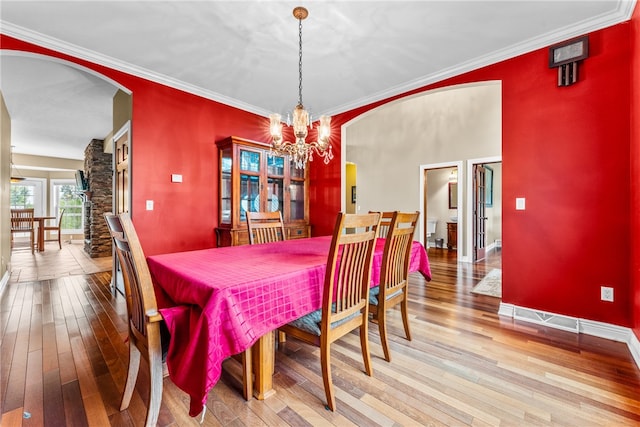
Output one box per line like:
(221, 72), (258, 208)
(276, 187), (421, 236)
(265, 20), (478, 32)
(147, 236), (430, 417)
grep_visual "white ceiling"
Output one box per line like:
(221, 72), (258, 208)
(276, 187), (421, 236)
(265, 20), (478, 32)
(0, 0), (635, 162)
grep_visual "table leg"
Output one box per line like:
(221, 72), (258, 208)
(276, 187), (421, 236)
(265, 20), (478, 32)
(252, 330), (276, 400)
(37, 220), (45, 251)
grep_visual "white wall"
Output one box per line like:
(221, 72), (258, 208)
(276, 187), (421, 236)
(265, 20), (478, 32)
(345, 82), (501, 254)
(1, 92), (11, 289)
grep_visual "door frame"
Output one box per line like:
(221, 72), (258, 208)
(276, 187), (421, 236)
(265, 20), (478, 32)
(110, 120), (131, 296)
(465, 156), (501, 263)
(419, 160), (464, 259)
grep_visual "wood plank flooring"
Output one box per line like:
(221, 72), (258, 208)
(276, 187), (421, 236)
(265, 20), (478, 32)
(8, 240), (111, 283)
(2, 247), (640, 426)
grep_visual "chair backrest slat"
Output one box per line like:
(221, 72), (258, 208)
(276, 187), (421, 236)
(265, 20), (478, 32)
(113, 235), (147, 335)
(56, 208), (65, 226)
(247, 211), (286, 244)
(11, 208), (35, 231)
(104, 213), (160, 342)
(322, 212), (380, 326)
(380, 211), (419, 297)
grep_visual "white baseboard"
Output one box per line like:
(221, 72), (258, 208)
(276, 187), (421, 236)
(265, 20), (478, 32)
(628, 332), (640, 369)
(499, 303), (640, 370)
(0, 270), (9, 299)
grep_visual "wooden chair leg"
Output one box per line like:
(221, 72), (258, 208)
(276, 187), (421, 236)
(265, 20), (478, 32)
(401, 293), (412, 341)
(120, 343), (141, 411)
(378, 306), (392, 362)
(58, 231), (62, 249)
(145, 350), (163, 427)
(31, 230), (34, 254)
(360, 318), (373, 375)
(320, 341), (335, 411)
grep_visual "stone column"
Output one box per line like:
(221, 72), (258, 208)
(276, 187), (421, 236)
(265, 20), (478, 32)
(83, 139), (112, 258)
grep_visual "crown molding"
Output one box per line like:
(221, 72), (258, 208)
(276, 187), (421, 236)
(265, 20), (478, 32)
(324, 0), (636, 117)
(0, 21), (271, 117)
(1, 0), (634, 119)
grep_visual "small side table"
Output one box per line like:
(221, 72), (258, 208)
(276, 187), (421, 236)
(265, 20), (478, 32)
(446, 222), (458, 250)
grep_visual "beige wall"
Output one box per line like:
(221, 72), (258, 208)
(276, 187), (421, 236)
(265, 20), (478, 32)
(345, 82), (501, 254)
(12, 153), (82, 172)
(1, 92), (11, 288)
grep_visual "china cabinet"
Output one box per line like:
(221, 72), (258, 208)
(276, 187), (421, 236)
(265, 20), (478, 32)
(216, 136), (310, 246)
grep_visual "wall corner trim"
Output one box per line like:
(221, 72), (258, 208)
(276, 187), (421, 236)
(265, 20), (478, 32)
(498, 302), (640, 370)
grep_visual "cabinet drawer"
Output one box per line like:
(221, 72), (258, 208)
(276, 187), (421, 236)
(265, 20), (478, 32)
(287, 225), (309, 240)
(233, 230), (250, 246)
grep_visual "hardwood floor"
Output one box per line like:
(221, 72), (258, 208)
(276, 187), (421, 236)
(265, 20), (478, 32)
(8, 240), (111, 283)
(2, 247), (640, 426)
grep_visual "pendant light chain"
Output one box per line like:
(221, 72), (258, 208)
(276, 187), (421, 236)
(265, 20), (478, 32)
(298, 17), (303, 107)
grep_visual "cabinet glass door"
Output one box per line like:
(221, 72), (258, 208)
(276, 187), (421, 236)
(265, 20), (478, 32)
(267, 155), (284, 214)
(267, 178), (284, 213)
(240, 149), (260, 172)
(290, 164), (304, 179)
(267, 155), (285, 176)
(240, 174), (260, 222)
(289, 181), (305, 220)
(220, 147), (232, 224)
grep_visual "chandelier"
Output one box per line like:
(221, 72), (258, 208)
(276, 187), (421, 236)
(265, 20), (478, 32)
(269, 6), (332, 169)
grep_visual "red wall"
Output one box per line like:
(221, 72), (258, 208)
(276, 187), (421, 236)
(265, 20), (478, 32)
(1, 35), (270, 256)
(126, 85), (267, 254)
(631, 5), (640, 338)
(2, 9), (638, 329)
(328, 21), (635, 327)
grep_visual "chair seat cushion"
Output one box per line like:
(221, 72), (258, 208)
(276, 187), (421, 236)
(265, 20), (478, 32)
(368, 286), (403, 305)
(287, 303), (360, 336)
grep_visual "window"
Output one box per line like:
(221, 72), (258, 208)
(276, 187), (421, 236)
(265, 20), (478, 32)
(51, 180), (83, 234)
(11, 179), (45, 215)
(10, 183), (35, 209)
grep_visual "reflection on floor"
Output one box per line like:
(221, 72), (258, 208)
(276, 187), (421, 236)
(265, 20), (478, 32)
(9, 239), (111, 283)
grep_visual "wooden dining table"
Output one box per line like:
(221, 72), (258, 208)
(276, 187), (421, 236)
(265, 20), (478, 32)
(146, 235), (431, 417)
(34, 215), (55, 251)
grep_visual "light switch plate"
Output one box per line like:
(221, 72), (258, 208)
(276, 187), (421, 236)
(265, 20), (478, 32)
(146, 200), (154, 210)
(171, 174), (183, 183)
(516, 198), (526, 210)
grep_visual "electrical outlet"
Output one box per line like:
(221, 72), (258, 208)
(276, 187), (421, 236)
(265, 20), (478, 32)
(601, 286), (614, 302)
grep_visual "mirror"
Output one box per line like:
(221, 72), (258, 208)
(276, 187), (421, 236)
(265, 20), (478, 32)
(449, 182), (457, 209)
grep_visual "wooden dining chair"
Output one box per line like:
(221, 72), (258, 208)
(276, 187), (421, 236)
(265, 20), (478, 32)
(104, 211), (126, 298)
(278, 212), (381, 411)
(246, 211), (286, 244)
(105, 212), (167, 426)
(43, 208), (65, 249)
(373, 211), (394, 238)
(369, 211), (419, 362)
(10, 208), (35, 254)
(107, 213), (253, 425)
